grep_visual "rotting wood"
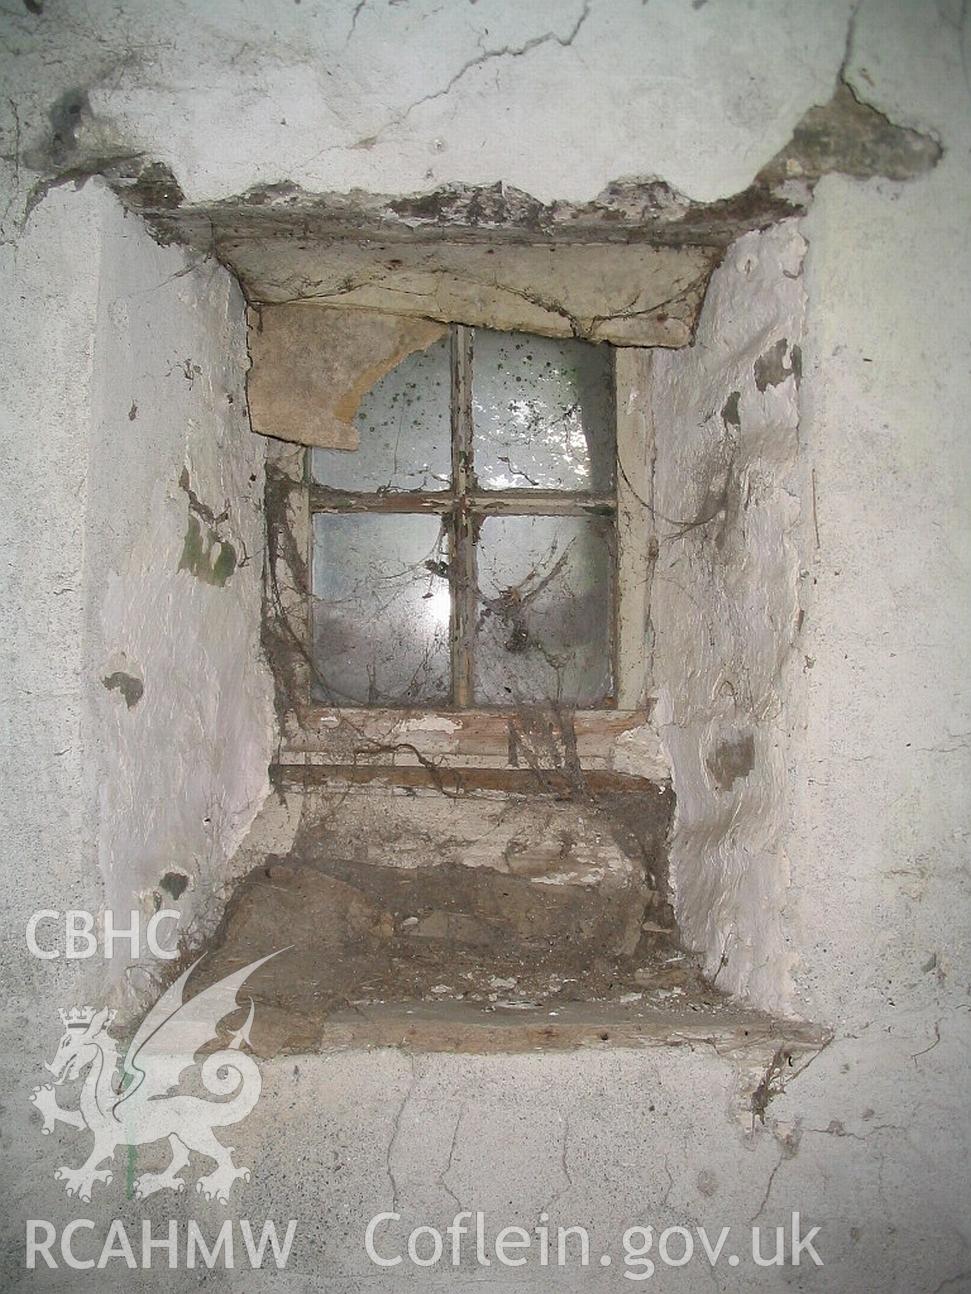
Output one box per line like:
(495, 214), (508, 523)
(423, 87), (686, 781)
(450, 324), (476, 707)
(615, 348), (656, 707)
(308, 486), (617, 515)
(286, 705), (659, 758)
(270, 761), (665, 797)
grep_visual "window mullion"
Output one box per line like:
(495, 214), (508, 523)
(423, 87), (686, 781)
(450, 325), (477, 706)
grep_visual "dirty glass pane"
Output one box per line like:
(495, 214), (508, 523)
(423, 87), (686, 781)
(311, 335), (452, 492)
(473, 514), (613, 706)
(312, 512), (451, 705)
(471, 331), (615, 492)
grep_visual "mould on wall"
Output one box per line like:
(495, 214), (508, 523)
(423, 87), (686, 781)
(178, 513), (237, 586)
(46, 89), (89, 167)
(754, 338), (797, 392)
(101, 670), (144, 709)
(158, 870), (190, 901)
(706, 732), (756, 791)
(177, 466), (237, 586)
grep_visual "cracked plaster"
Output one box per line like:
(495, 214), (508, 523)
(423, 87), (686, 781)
(1, 1), (969, 1289)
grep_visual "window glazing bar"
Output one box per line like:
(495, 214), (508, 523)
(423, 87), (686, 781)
(450, 325), (477, 706)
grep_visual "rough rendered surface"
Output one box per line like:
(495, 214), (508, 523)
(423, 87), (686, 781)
(238, 242), (716, 349)
(651, 221), (807, 1014)
(1, 1), (969, 1291)
(1, 184), (275, 1012)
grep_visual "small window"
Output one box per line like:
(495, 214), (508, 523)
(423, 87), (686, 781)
(309, 324), (619, 709)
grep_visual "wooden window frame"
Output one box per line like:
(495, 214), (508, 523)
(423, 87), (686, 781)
(268, 332), (657, 763)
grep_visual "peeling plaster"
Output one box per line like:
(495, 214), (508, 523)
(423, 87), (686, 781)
(2, 4), (970, 1287)
(754, 338), (797, 392)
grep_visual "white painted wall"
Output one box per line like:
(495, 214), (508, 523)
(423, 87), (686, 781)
(650, 221), (807, 1016)
(8, 0), (852, 206)
(786, 0), (971, 1038)
(0, 181), (273, 1010)
(1, 1), (969, 1289)
(0, 184), (105, 1009)
(84, 189), (274, 999)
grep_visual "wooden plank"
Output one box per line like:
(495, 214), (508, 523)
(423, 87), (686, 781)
(270, 762), (665, 796)
(464, 490), (616, 515)
(286, 705), (661, 763)
(451, 325), (476, 706)
(308, 486), (453, 514)
(615, 349), (656, 709)
(307, 487), (616, 516)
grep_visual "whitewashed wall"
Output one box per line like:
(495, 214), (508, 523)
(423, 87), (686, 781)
(84, 190), (274, 999)
(1, 1), (969, 1289)
(651, 221), (807, 1015)
(0, 182), (273, 1008)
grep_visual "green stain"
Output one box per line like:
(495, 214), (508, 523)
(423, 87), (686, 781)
(178, 514), (237, 587)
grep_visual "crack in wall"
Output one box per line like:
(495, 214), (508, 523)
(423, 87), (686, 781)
(375, 0), (592, 139)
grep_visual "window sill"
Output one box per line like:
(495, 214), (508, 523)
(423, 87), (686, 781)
(280, 705), (669, 779)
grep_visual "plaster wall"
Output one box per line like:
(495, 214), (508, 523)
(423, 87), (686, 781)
(0, 185), (105, 1009)
(83, 189), (274, 998)
(783, 0), (971, 1033)
(650, 221), (806, 1016)
(0, 0), (852, 208)
(0, 182), (274, 1009)
(1, 1), (970, 1290)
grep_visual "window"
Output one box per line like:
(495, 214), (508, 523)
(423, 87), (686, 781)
(308, 325), (630, 711)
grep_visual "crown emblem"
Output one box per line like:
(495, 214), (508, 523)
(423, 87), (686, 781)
(58, 1007), (95, 1029)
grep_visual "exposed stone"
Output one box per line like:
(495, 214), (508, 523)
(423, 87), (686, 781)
(93, 80), (939, 335)
(754, 337), (796, 391)
(158, 870), (189, 900)
(239, 240), (716, 347)
(759, 83), (942, 185)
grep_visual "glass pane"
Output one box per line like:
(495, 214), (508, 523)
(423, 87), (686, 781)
(311, 335), (451, 492)
(312, 513), (451, 705)
(473, 515), (613, 707)
(472, 330), (615, 492)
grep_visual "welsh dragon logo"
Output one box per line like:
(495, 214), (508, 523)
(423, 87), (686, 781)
(30, 951), (282, 1204)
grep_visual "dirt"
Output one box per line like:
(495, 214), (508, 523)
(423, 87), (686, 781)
(185, 780), (701, 1056)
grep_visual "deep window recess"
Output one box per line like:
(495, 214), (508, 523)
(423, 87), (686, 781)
(309, 325), (620, 709)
